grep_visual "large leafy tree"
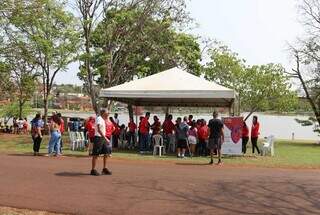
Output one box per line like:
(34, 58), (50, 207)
(76, 0), (104, 113)
(78, 0), (200, 112)
(1, 0), (80, 124)
(2, 40), (38, 118)
(205, 44), (297, 119)
(0, 62), (14, 100)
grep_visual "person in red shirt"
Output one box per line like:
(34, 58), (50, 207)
(251, 116), (260, 155)
(85, 117), (96, 142)
(139, 112), (150, 152)
(151, 115), (161, 135)
(242, 121), (249, 154)
(57, 113), (65, 153)
(197, 119), (209, 156)
(128, 117), (137, 149)
(187, 115), (193, 126)
(85, 117), (95, 154)
(109, 117), (118, 148)
(162, 114), (175, 152)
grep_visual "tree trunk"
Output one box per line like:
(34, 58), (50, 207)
(128, 104), (134, 120)
(43, 96), (49, 131)
(90, 91), (99, 114)
(18, 100), (23, 119)
(244, 107), (258, 121)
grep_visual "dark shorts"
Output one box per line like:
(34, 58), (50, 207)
(208, 138), (221, 150)
(92, 136), (112, 156)
(177, 139), (187, 149)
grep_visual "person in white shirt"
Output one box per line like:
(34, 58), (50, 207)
(91, 109), (112, 176)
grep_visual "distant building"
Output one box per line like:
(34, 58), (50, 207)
(54, 93), (92, 111)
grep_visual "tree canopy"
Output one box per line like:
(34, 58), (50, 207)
(1, 0), (80, 122)
(205, 43), (297, 119)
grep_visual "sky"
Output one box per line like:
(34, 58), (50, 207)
(55, 0), (305, 85)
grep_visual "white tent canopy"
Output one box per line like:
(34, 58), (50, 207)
(99, 67), (236, 108)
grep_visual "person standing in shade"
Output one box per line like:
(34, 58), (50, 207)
(91, 109), (112, 176)
(187, 121), (198, 157)
(139, 112), (150, 153)
(162, 114), (175, 153)
(197, 119), (209, 156)
(138, 116), (144, 151)
(251, 116), (261, 155)
(31, 113), (43, 156)
(187, 115), (193, 126)
(208, 111), (224, 165)
(242, 121), (249, 154)
(175, 117), (189, 158)
(127, 117), (137, 149)
(151, 115), (161, 135)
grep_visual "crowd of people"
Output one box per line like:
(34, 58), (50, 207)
(25, 109), (261, 175)
(83, 111), (262, 157)
(0, 117), (29, 134)
(84, 110), (233, 166)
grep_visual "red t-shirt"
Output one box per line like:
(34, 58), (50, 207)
(198, 125), (209, 140)
(60, 119), (65, 134)
(85, 120), (95, 138)
(112, 122), (120, 136)
(139, 117), (150, 134)
(242, 125), (249, 137)
(251, 122), (260, 138)
(163, 120), (175, 135)
(128, 122), (137, 132)
(105, 119), (115, 139)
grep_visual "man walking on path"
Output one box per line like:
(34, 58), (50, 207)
(208, 111), (224, 165)
(91, 109), (112, 176)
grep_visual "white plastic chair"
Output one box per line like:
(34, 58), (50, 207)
(153, 134), (165, 156)
(69, 131), (77, 151)
(79, 132), (87, 150)
(261, 135), (275, 156)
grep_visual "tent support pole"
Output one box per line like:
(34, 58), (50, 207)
(135, 105), (139, 147)
(165, 106), (169, 116)
(135, 105), (138, 126)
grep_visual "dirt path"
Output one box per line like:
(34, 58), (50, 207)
(0, 154), (320, 215)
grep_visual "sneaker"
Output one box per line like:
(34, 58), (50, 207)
(102, 168), (112, 175)
(209, 159), (214, 165)
(90, 169), (100, 176)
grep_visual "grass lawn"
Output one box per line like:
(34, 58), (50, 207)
(0, 133), (319, 169)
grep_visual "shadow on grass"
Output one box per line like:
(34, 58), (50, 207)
(55, 172), (89, 177)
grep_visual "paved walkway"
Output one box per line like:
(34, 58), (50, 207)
(0, 154), (320, 215)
